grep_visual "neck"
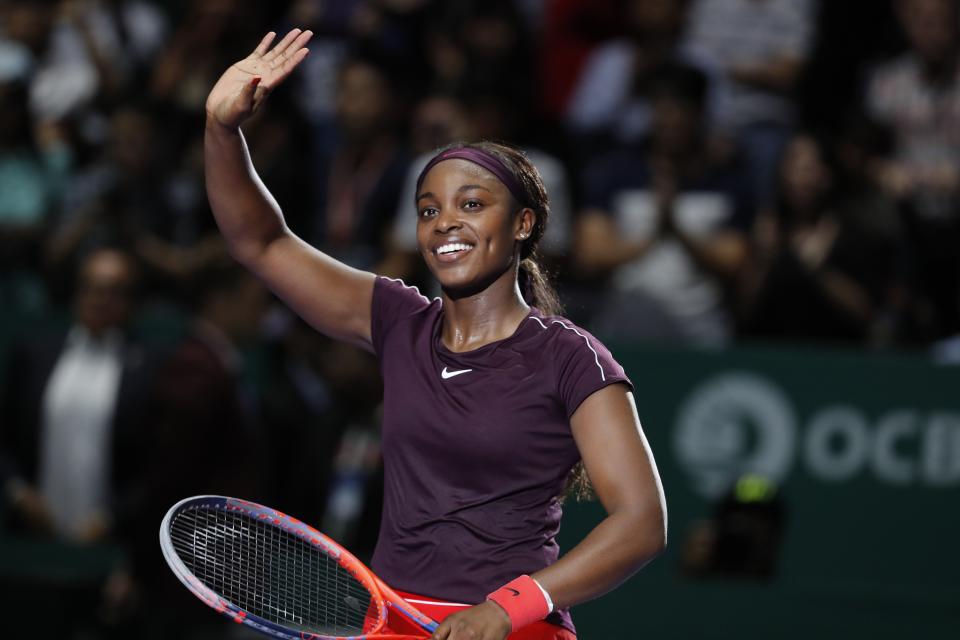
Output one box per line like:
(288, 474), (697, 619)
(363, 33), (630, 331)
(439, 271), (530, 353)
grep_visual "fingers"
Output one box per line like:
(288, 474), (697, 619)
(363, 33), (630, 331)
(281, 46), (311, 74)
(253, 31), (276, 56)
(431, 620), (451, 640)
(263, 28), (304, 62)
(263, 39), (311, 89)
(274, 30), (313, 72)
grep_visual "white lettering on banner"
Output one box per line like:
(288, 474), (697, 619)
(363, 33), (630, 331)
(674, 372), (796, 498)
(804, 407), (870, 481)
(873, 411), (918, 485)
(923, 413), (960, 485)
(675, 373), (960, 496)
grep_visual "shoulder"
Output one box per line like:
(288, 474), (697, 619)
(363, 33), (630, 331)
(527, 313), (623, 379)
(371, 277), (440, 354)
(527, 313), (632, 416)
(374, 276), (435, 315)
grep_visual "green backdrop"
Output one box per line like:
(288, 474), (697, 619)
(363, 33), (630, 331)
(558, 343), (960, 638)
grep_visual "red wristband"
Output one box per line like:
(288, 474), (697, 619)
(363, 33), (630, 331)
(486, 575), (551, 631)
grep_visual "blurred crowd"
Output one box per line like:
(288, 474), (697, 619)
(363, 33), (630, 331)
(0, 0), (959, 637)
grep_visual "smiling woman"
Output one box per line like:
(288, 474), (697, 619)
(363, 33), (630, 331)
(203, 28), (667, 640)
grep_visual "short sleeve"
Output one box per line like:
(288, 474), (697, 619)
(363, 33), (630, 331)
(371, 277), (433, 356)
(552, 323), (633, 418)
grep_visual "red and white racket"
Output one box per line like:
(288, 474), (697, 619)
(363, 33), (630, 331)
(159, 495), (439, 639)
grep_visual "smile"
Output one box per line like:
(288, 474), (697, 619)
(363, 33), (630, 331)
(434, 243), (474, 261)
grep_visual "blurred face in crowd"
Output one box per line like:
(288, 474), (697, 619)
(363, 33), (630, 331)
(2, 1), (55, 55)
(464, 9), (518, 59)
(75, 250), (138, 336)
(628, 0), (688, 40)
(651, 95), (702, 157)
(109, 108), (157, 177)
(410, 96), (475, 154)
(780, 135), (832, 215)
(415, 160), (526, 296)
(898, 0), (958, 64)
(206, 273), (270, 344)
(336, 60), (392, 140)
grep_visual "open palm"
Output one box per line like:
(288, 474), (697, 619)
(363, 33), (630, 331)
(206, 29), (313, 129)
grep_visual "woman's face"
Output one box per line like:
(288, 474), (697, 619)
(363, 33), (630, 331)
(415, 159), (530, 295)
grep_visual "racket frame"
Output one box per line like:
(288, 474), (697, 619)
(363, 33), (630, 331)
(159, 495), (436, 639)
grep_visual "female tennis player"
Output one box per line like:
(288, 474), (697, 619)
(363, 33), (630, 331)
(204, 29), (666, 640)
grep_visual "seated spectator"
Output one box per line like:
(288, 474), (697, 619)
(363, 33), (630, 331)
(45, 102), (227, 299)
(0, 0), (98, 123)
(48, 0), (168, 101)
(126, 261), (269, 635)
(565, 0), (716, 150)
(865, 0), (960, 338)
(575, 64), (753, 344)
(683, 0), (817, 206)
(737, 133), (899, 343)
(308, 50), (411, 270)
(0, 77), (71, 314)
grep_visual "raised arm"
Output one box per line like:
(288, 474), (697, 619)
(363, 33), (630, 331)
(205, 29), (376, 350)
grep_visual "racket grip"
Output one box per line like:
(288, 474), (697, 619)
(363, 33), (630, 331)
(486, 575), (552, 631)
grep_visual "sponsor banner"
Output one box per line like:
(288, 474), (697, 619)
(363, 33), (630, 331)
(560, 344), (960, 638)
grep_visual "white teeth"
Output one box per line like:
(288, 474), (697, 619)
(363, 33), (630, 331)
(436, 243), (473, 255)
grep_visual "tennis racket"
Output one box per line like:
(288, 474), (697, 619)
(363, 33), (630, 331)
(159, 495), (439, 639)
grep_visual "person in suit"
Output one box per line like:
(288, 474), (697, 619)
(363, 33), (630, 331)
(1, 246), (158, 544)
(0, 246), (161, 636)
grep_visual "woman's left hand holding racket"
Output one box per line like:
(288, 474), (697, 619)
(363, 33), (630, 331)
(428, 601), (512, 640)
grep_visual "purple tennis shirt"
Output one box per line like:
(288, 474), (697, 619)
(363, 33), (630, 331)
(369, 277), (632, 633)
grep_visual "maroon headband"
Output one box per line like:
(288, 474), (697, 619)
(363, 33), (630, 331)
(415, 147), (527, 205)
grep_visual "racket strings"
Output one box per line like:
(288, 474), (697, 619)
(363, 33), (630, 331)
(169, 505), (376, 635)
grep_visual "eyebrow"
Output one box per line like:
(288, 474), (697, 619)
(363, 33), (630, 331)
(416, 184), (493, 202)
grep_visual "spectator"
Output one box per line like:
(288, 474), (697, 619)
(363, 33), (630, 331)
(565, 0), (714, 150)
(0, 0), (98, 123)
(309, 50), (411, 270)
(129, 260), (270, 636)
(1, 247), (159, 544)
(50, 0), (168, 101)
(0, 78), (71, 314)
(423, 0), (537, 124)
(261, 313), (384, 558)
(683, 0), (817, 206)
(575, 64), (753, 344)
(866, 0), (960, 338)
(737, 133), (898, 343)
(537, 0), (621, 121)
(45, 101), (227, 298)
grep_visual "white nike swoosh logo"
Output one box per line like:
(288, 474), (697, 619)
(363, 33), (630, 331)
(441, 367), (473, 379)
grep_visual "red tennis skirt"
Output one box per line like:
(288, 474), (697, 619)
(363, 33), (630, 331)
(395, 590), (577, 639)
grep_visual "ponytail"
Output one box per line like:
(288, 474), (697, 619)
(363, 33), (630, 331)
(519, 255), (562, 316)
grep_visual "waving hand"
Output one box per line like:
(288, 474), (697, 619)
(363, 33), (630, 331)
(205, 29), (313, 130)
